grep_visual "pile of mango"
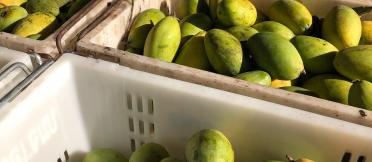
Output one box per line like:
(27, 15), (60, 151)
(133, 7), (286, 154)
(82, 129), (314, 162)
(0, 0), (90, 39)
(127, 0), (372, 110)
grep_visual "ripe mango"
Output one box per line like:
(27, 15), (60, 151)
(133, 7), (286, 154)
(268, 0), (312, 34)
(0, 0), (26, 6)
(144, 16), (181, 62)
(360, 21), (372, 45)
(26, 0), (59, 16)
(246, 32), (304, 80)
(0, 6), (27, 32)
(322, 5), (361, 50)
(0, 3), (4, 8)
(226, 25), (258, 42)
(129, 143), (169, 162)
(235, 70), (271, 86)
(303, 74), (352, 104)
(333, 45), (372, 82)
(127, 9), (165, 51)
(180, 13), (212, 45)
(271, 79), (291, 88)
(253, 21), (295, 40)
(215, 0), (257, 27)
(185, 129), (234, 162)
(291, 36), (338, 74)
(12, 12), (57, 39)
(83, 148), (128, 162)
(160, 157), (182, 162)
(281, 86), (318, 97)
(175, 32), (211, 70)
(176, 0), (208, 19)
(204, 29), (243, 76)
(349, 80), (372, 110)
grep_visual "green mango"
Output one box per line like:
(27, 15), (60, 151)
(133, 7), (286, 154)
(204, 29), (243, 76)
(349, 80), (372, 110)
(176, 0), (208, 19)
(225, 26), (258, 72)
(333, 45), (372, 82)
(225, 26), (258, 42)
(129, 143), (169, 162)
(26, 0), (60, 16)
(253, 21), (295, 40)
(127, 9), (165, 50)
(360, 21), (372, 45)
(180, 13), (212, 45)
(67, 0), (90, 18)
(56, 0), (70, 7)
(175, 32), (211, 70)
(215, 0), (257, 27)
(235, 70), (272, 86)
(144, 16), (181, 62)
(246, 32), (304, 80)
(322, 5), (361, 50)
(83, 148), (128, 162)
(280, 86), (318, 97)
(209, 0), (222, 21)
(303, 74), (352, 104)
(268, 0), (312, 34)
(185, 129), (234, 162)
(160, 157), (182, 162)
(0, 6), (28, 32)
(291, 36), (338, 74)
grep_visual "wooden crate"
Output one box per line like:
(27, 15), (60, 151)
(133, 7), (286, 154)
(76, 0), (372, 127)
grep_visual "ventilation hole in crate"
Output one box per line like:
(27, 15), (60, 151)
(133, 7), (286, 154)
(127, 94), (132, 110)
(149, 123), (155, 136)
(130, 139), (136, 151)
(137, 96), (143, 112)
(64, 150), (69, 161)
(129, 118), (134, 132)
(358, 156), (366, 162)
(148, 99), (154, 114)
(57, 158), (62, 162)
(342, 152), (352, 162)
(139, 120), (145, 134)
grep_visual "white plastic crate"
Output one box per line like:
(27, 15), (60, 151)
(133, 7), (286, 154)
(76, 0), (372, 127)
(1, 54), (372, 162)
(0, 47), (33, 98)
